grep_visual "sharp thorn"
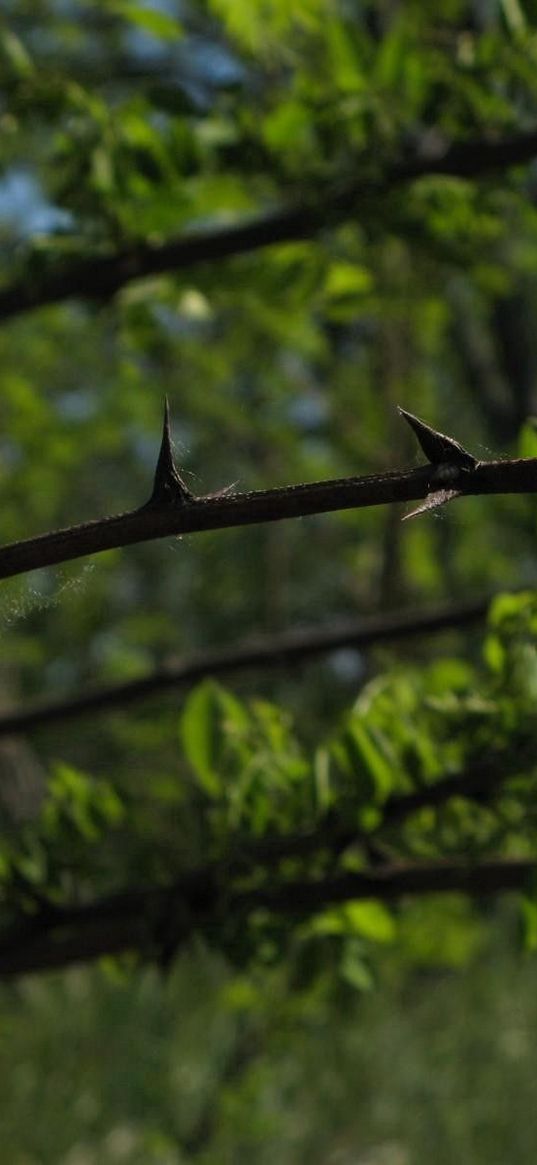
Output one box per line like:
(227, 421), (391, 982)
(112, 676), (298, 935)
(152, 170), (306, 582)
(148, 397), (194, 507)
(398, 407), (476, 469)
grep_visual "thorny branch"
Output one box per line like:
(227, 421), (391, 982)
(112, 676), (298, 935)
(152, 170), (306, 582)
(0, 403), (535, 582)
(0, 413), (533, 979)
(1, 127), (536, 983)
(1, 127), (537, 321)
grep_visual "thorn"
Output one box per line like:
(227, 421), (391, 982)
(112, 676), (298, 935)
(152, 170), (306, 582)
(398, 407), (476, 469)
(402, 488), (461, 521)
(148, 397), (194, 507)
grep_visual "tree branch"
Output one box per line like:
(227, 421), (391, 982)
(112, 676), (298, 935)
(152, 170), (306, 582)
(0, 464), (435, 581)
(0, 597), (486, 735)
(0, 856), (532, 979)
(2, 128), (537, 322)
(1, 418), (536, 582)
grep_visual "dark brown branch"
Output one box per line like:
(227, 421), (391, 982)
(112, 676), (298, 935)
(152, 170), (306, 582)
(2, 128), (537, 322)
(381, 760), (508, 824)
(0, 463), (433, 580)
(1, 447), (537, 582)
(0, 856), (532, 979)
(242, 857), (535, 914)
(0, 597), (487, 735)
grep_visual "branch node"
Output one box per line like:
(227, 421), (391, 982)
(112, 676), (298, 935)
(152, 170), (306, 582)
(147, 398), (194, 507)
(398, 407), (476, 469)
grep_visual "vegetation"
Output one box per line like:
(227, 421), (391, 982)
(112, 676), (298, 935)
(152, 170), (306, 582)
(3, 0), (537, 1159)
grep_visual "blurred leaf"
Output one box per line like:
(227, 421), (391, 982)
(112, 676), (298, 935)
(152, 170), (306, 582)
(111, 3), (183, 39)
(0, 28), (34, 75)
(517, 417), (537, 460)
(179, 680), (250, 796)
(324, 262), (373, 299)
(342, 718), (395, 804)
(520, 895), (537, 951)
(313, 747), (331, 812)
(340, 938), (375, 991)
(180, 681), (226, 796)
(313, 901), (395, 943)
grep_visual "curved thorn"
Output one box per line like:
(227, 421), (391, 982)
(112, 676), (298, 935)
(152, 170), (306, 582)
(398, 407), (476, 469)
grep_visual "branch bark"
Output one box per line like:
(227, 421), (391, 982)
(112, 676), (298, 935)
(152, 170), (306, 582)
(1, 451), (536, 582)
(2, 128), (537, 322)
(0, 464), (433, 580)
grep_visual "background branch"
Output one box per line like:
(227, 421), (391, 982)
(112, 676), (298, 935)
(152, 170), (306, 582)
(0, 855), (532, 980)
(0, 597), (487, 735)
(1, 128), (537, 322)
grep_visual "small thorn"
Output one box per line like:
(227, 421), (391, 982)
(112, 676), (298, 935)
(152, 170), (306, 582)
(149, 398), (193, 507)
(402, 488), (460, 521)
(398, 407), (476, 469)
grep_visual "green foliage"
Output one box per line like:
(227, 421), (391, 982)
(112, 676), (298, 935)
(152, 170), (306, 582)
(4, 0), (537, 1157)
(0, 764), (125, 922)
(2, 592), (536, 992)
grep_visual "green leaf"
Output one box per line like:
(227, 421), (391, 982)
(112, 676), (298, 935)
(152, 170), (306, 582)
(111, 3), (183, 39)
(520, 895), (537, 951)
(343, 901), (395, 943)
(1, 28), (34, 75)
(313, 747), (332, 812)
(340, 938), (374, 991)
(324, 262), (373, 299)
(500, 0), (527, 35)
(344, 719), (395, 804)
(179, 680), (250, 796)
(263, 100), (312, 153)
(488, 590), (537, 637)
(311, 901), (394, 943)
(326, 20), (364, 92)
(179, 681), (225, 796)
(518, 417), (537, 459)
(484, 634), (506, 674)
